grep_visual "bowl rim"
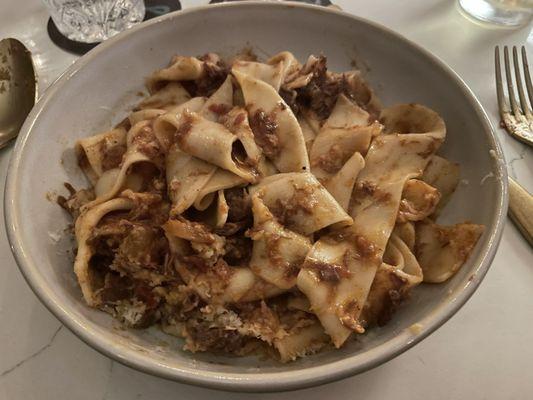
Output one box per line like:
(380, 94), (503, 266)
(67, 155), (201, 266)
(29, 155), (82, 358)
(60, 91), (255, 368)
(4, 1), (508, 392)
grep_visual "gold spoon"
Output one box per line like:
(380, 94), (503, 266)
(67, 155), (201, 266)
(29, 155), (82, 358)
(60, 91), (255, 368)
(0, 38), (37, 149)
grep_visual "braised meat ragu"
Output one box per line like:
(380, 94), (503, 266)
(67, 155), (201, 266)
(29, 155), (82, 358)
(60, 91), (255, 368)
(60, 50), (484, 362)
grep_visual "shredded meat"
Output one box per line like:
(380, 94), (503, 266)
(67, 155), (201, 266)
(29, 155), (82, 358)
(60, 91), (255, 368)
(132, 125), (162, 160)
(235, 301), (281, 343)
(111, 222), (169, 274)
(353, 235), (378, 261)
(176, 303), (262, 355)
(313, 144), (344, 174)
(293, 55), (336, 119)
(101, 141), (126, 171)
(233, 112), (246, 126)
(358, 180), (377, 196)
(279, 88), (299, 114)
(190, 234), (226, 266)
(181, 255), (208, 273)
(174, 112), (194, 145)
(292, 186), (318, 214)
(362, 267), (410, 327)
(99, 273), (134, 303)
(88, 214), (130, 248)
(214, 220), (249, 236)
(208, 103), (231, 116)
(292, 55), (375, 120)
(339, 300), (364, 333)
(270, 185), (318, 226)
(354, 181), (392, 203)
(225, 188), (252, 222)
(249, 109), (280, 158)
(185, 324), (251, 353)
(264, 233), (283, 266)
(97, 272), (162, 328)
(304, 259), (351, 283)
(84, 199), (175, 322)
(157, 285), (200, 319)
(163, 218), (215, 243)
(57, 183), (95, 220)
(121, 190), (170, 225)
(189, 54), (229, 97)
(223, 236), (252, 266)
(212, 258), (234, 282)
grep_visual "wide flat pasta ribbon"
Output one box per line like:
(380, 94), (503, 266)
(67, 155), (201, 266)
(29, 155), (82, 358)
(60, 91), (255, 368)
(297, 103), (446, 347)
(75, 127), (127, 185)
(137, 82), (191, 110)
(232, 60), (285, 91)
(193, 169), (246, 211)
(165, 145), (217, 216)
(361, 233), (423, 327)
(310, 94), (380, 180)
(82, 121), (162, 211)
(200, 75), (234, 122)
(422, 155), (460, 215)
(310, 94), (380, 210)
(233, 70), (310, 173)
(74, 198), (134, 306)
(146, 55), (204, 93)
(247, 172), (351, 291)
(415, 219), (484, 283)
(164, 222), (284, 304)
(250, 172), (353, 235)
(247, 195), (312, 289)
(154, 111), (257, 182)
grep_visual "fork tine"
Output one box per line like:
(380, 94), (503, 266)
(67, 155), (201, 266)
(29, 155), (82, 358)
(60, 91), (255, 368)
(504, 46), (521, 118)
(522, 46), (533, 114)
(495, 46), (509, 117)
(513, 46), (532, 120)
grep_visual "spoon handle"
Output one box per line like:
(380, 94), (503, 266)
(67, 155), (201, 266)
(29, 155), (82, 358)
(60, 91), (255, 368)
(508, 177), (533, 247)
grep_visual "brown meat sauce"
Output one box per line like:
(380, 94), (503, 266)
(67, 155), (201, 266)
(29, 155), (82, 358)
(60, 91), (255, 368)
(304, 259), (351, 283)
(362, 267), (410, 327)
(132, 124), (163, 160)
(225, 188), (252, 223)
(101, 141), (126, 171)
(270, 185), (318, 227)
(64, 51), (470, 361)
(249, 109), (281, 158)
(312, 145), (344, 174)
(181, 54), (229, 98)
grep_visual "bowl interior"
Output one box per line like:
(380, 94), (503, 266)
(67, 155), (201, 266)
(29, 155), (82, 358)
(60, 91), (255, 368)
(5, 2), (505, 392)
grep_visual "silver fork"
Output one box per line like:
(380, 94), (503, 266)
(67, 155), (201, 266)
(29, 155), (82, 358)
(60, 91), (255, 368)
(495, 45), (533, 146)
(495, 45), (533, 246)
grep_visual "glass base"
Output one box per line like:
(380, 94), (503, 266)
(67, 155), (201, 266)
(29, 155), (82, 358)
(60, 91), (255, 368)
(47, 1), (181, 55)
(43, 0), (146, 43)
(458, 0), (533, 27)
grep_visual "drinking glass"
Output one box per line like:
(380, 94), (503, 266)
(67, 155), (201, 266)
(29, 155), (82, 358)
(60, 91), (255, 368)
(458, 0), (533, 27)
(42, 0), (146, 43)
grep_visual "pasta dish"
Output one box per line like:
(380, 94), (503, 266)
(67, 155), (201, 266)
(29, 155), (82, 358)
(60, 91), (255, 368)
(59, 51), (484, 361)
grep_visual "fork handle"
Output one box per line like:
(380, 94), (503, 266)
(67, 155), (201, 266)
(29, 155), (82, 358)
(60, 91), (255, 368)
(508, 177), (533, 247)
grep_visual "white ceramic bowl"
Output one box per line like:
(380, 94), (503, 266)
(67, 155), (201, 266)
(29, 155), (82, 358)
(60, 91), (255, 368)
(4, 2), (507, 392)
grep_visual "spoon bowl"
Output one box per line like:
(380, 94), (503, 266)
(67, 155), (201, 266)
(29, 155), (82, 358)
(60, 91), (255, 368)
(0, 38), (37, 149)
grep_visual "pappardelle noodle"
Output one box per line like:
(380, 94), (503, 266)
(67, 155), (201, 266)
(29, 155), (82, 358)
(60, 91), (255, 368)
(59, 51), (484, 362)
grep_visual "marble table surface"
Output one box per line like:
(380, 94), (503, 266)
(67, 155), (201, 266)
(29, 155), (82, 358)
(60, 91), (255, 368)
(0, 1), (532, 399)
